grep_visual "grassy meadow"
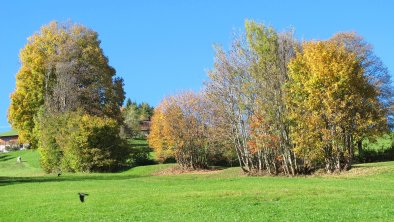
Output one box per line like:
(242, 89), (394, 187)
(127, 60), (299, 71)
(1, 150), (394, 221)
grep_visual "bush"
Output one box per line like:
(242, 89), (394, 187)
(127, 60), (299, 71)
(128, 145), (156, 166)
(37, 111), (130, 173)
(358, 133), (394, 163)
(358, 147), (394, 163)
(126, 138), (156, 167)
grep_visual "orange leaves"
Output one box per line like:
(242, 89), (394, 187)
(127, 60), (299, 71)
(148, 91), (211, 168)
(248, 113), (280, 154)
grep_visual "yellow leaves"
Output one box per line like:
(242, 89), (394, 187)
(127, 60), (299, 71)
(9, 21), (121, 146)
(148, 97), (185, 161)
(37, 110), (125, 172)
(148, 109), (168, 160)
(287, 32), (385, 168)
(9, 22), (66, 145)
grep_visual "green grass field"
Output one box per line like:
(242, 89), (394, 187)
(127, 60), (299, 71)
(1, 150), (394, 221)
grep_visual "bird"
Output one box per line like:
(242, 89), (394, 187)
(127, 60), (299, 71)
(78, 193), (89, 203)
(57, 173), (61, 177)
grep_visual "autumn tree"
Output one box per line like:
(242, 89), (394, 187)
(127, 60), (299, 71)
(8, 22), (64, 145)
(245, 21), (299, 175)
(148, 91), (217, 169)
(204, 21), (299, 175)
(330, 33), (393, 154)
(286, 37), (387, 172)
(9, 21), (129, 172)
(204, 37), (254, 172)
(148, 104), (169, 162)
(8, 21), (125, 147)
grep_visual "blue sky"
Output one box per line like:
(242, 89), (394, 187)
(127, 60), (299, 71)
(1, 0), (393, 131)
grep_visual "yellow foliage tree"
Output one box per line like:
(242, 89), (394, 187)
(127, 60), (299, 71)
(8, 22), (67, 144)
(8, 21), (125, 146)
(286, 37), (387, 172)
(148, 100), (175, 162)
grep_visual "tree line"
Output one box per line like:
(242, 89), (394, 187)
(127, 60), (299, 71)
(148, 20), (393, 175)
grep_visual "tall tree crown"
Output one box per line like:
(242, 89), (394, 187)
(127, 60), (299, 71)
(8, 21), (125, 145)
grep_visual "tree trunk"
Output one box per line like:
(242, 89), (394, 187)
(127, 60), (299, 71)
(357, 140), (363, 157)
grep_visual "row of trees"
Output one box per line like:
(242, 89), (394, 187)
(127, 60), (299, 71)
(148, 21), (393, 174)
(8, 21), (130, 172)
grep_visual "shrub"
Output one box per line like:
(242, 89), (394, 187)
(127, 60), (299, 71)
(128, 145), (156, 166)
(358, 147), (394, 163)
(357, 133), (394, 163)
(37, 111), (130, 173)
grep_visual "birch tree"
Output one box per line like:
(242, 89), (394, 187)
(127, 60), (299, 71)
(205, 21), (299, 175)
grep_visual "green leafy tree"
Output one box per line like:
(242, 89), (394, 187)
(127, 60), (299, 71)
(125, 98), (135, 108)
(138, 102), (154, 121)
(122, 102), (140, 138)
(121, 100), (154, 138)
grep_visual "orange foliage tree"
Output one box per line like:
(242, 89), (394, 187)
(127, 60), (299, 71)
(148, 91), (213, 169)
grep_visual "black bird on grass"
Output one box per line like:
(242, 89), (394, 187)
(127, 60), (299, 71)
(78, 193), (89, 203)
(57, 173), (61, 177)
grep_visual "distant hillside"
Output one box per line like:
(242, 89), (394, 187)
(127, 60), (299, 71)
(0, 150), (43, 177)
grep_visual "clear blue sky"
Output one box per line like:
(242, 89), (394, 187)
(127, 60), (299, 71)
(1, 0), (393, 131)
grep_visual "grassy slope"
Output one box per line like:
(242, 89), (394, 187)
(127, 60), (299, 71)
(129, 138), (156, 159)
(0, 151), (393, 221)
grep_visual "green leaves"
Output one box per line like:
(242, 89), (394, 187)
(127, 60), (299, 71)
(37, 111), (129, 173)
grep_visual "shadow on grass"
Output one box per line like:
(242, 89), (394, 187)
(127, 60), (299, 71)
(132, 138), (147, 141)
(0, 173), (149, 187)
(0, 154), (14, 162)
(352, 161), (394, 169)
(131, 144), (148, 148)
